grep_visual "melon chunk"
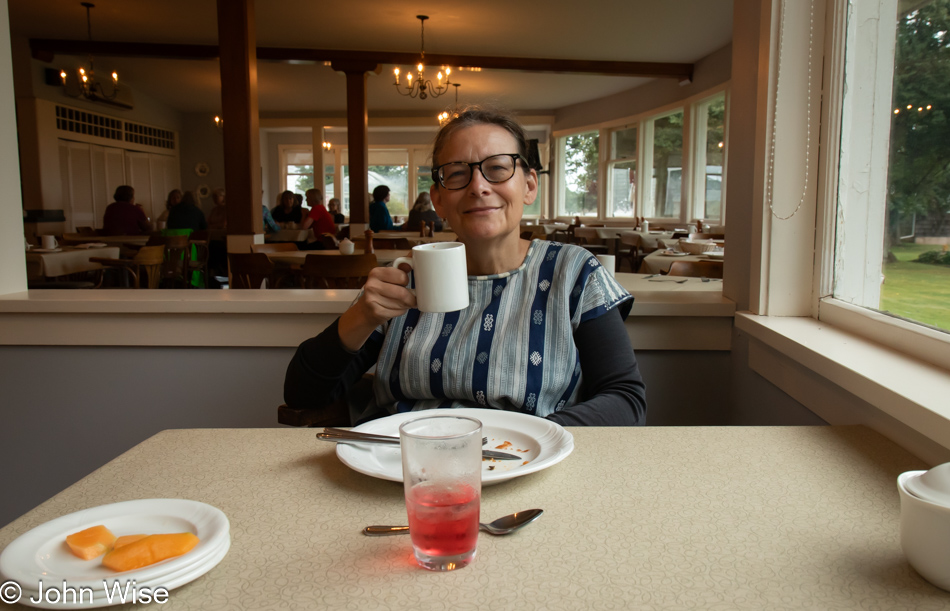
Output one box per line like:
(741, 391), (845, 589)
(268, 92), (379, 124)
(65, 525), (117, 560)
(102, 533), (199, 572)
(113, 534), (148, 549)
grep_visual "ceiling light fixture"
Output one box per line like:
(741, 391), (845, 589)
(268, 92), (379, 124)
(393, 15), (453, 100)
(322, 141), (332, 151)
(438, 84), (462, 125)
(213, 115), (223, 130)
(60, 3), (119, 103)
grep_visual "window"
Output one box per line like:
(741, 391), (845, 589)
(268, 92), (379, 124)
(279, 147), (314, 194)
(692, 93), (726, 223)
(644, 110), (684, 220)
(607, 126), (637, 218)
(340, 149), (410, 216)
(558, 131), (599, 217)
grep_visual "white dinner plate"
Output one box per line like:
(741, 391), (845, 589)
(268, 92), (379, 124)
(659, 250), (689, 257)
(702, 252), (725, 260)
(336, 408), (574, 485)
(0, 499), (229, 592)
(14, 537), (230, 609)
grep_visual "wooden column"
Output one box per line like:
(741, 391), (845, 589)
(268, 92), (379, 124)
(330, 61), (379, 229)
(217, 0), (261, 243)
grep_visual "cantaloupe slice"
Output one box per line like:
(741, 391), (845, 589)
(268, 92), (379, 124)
(65, 525), (117, 560)
(102, 533), (199, 572)
(113, 534), (148, 549)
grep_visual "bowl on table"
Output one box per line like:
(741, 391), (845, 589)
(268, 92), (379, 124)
(678, 239), (717, 255)
(898, 469), (950, 591)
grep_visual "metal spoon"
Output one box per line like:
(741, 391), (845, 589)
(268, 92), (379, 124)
(363, 508), (544, 537)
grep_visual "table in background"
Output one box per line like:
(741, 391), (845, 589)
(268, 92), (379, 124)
(520, 222), (569, 239)
(0, 426), (936, 610)
(60, 234), (149, 247)
(639, 250), (723, 274)
(370, 231), (457, 246)
(264, 229), (312, 243)
(24, 246), (119, 280)
(266, 249), (409, 267)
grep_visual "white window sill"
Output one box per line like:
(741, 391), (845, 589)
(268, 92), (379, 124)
(735, 312), (950, 459)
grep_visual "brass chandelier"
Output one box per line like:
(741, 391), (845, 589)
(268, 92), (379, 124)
(393, 16), (453, 100)
(59, 3), (120, 102)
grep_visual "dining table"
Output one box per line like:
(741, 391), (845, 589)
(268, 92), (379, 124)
(638, 250), (724, 275)
(0, 425), (939, 610)
(369, 231), (458, 246)
(60, 234), (150, 247)
(24, 246), (120, 281)
(265, 249), (410, 268)
(519, 222), (569, 239)
(264, 229), (312, 243)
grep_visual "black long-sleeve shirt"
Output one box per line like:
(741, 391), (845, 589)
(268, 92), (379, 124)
(284, 306), (647, 426)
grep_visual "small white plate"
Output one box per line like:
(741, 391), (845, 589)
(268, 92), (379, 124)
(336, 408), (574, 485)
(0, 499), (229, 592)
(659, 250), (689, 257)
(702, 252), (725, 260)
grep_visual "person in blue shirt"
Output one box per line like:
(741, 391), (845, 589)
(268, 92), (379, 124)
(368, 185), (394, 231)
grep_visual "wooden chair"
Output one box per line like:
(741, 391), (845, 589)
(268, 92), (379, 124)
(520, 230), (536, 240)
(619, 232), (643, 272)
(160, 234), (191, 288)
(184, 238), (210, 288)
(572, 226), (610, 255)
(250, 243), (299, 286)
(90, 245), (165, 289)
(667, 260), (724, 279)
(300, 253), (377, 289)
(671, 231), (691, 239)
(690, 233), (725, 240)
(228, 252), (275, 289)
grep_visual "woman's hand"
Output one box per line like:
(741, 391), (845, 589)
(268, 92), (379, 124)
(337, 264), (416, 351)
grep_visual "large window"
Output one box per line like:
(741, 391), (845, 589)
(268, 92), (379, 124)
(607, 126), (637, 218)
(279, 147), (314, 193)
(340, 149), (410, 217)
(693, 94), (726, 222)
(832, 0), (950, 336)
(647, 110), (684, 220)
(558, 131), (599, 217)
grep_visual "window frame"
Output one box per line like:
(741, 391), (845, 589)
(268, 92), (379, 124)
(277, 144), (315, 195)
(689, 91), (729, 225)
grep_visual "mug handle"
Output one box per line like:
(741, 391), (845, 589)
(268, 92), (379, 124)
(392, 256), (415, 295)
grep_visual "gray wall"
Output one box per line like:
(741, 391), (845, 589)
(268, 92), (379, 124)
(178, 112), (227, 218)
(0, 344), (814, 529)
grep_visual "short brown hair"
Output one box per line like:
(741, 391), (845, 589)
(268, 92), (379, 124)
(431, 106), (529, 167)
(114, 185), (134, 202)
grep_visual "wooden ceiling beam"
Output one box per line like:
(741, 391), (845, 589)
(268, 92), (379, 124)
(30, 39), (694, 80)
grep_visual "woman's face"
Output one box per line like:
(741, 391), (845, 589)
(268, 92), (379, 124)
(169, 191), (182, 206)
(430, 124), (537, 245)
(281, 193), (294, 209)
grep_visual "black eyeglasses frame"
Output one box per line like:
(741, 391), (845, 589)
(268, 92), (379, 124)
(431, 153), (526, 190)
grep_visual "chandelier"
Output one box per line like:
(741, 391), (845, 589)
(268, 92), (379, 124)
(393, 16), (452, 100)
(59, 3), (119, 102)
(438, 84), (462, 125)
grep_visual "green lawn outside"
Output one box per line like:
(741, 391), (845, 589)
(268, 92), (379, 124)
(881, 243), (950, 331)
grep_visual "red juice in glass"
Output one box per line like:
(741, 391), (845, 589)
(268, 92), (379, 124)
(406, 481), (480, 558)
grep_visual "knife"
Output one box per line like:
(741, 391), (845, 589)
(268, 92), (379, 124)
(316, 431), (523, 461)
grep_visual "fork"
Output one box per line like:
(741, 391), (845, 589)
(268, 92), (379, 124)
(323, 427), (488, 446)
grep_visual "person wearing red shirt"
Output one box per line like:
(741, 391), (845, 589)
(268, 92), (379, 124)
(102, 185), (151, 235)
(301, 188), (336, 237)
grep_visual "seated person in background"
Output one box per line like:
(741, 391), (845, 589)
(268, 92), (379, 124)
(402, 192), (444, 233)
(284, 106), (647, 426)
(207, 188), (227, 232)
(272, 190), (303, 227)
(301, 188), (336, 236)
(327, 198), (345, 224)
(102, 185), (151, 236)
(156, 189), (182, 228)
(167, 190), (207, 232)
(262, 204), (281, 233)
(368, 185), (394, 231)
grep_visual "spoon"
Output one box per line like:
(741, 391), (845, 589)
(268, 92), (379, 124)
(905, 463), (950, 505)
(363, 508), (544, 537)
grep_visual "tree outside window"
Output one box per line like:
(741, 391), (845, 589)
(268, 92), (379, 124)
(562, 131), (599, 216)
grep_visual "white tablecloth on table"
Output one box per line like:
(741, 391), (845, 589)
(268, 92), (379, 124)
(24, 246), (120, 280)
(638, 250), (724, 274)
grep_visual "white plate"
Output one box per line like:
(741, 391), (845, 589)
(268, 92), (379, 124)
(0, 499), (229, 592)
(659, 250), (689, 257)
(702, 252), (725, 260)
(336, 408), (574, 485)
(29, 248), (62, 253)
(13, 537), (230, 609)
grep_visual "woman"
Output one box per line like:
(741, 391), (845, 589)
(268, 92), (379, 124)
(327, 198), (345, 224)
(271, 190), (302, 226)
(156, 189), (182, 227)
(402, 192), (444, 233)
(207, 188), (227, 232)
(284, 107), (646, 426)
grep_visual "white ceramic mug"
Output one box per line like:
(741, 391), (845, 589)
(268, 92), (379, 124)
(898, 470), (950, 591)
(393, 242), (469, 313)
(41, 235), (58, 250)
(596, 254), (616, 277)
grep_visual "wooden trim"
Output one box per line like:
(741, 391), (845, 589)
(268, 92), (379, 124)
(30, 39), (694, 80)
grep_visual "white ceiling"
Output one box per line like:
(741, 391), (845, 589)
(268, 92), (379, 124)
(8, 0), (733, 114)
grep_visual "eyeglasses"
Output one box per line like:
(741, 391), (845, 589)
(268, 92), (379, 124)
(431, 154), (524, 190)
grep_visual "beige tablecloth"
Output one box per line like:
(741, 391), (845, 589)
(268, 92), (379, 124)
(24, 246), (119, 280)
(0, 426), (934, 610)
(639, 250), (723, 274)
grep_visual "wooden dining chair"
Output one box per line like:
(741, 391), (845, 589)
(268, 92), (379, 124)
(667, 260), (724, 278)
(300, 253), (377, 289)
(184, 238), (210, 288)
(572, 226), (610, 255)
(159, 234), (191, 288)
(250, 242), (299, 254)
(619, 232), (643, 272)
(90, 245), (165, 288)
(249, 242), (300, 286)
(228, 252), (275, 289)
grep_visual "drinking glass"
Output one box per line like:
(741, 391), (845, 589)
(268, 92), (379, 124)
(399, 415), (482, 571)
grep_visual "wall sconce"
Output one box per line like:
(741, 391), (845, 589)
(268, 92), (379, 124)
(213, 115), (223, 130)
(322, 141), (332, 151)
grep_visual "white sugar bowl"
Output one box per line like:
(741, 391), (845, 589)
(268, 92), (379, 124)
(339, 238), (355, 255)
(898, 469), (950, 590)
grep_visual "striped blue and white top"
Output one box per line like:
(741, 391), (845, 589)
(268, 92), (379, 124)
(369, 240), (632, 418)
